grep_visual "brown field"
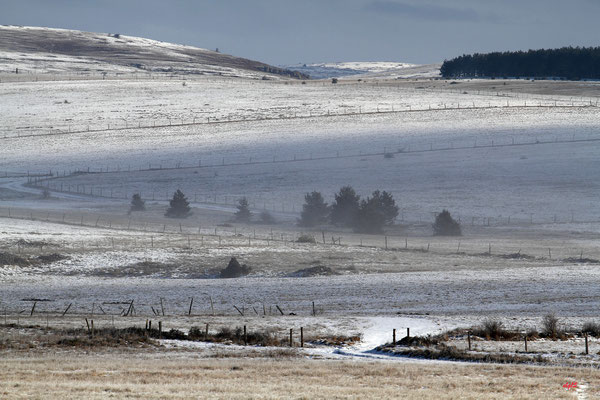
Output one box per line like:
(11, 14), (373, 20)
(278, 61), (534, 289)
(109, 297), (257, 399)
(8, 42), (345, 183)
(0, 351), (597, 399)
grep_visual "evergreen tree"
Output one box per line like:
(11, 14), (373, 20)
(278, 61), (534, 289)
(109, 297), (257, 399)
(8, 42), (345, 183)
(234, 197), (252, 222)
(130, 193), (146, 212)
(433, 210), (462, 236)
(354, 195), (386, 234)
(441, 46), (600, 80)
(165, 189), (192, 218)
(330, 186), (360, 227)
(353, 190), (399, 233)
(376, 190), (399, 225)
(298, 191), (329, 227)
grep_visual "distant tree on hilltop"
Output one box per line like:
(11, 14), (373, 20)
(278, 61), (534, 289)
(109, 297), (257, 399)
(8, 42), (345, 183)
(441, 47), (600, 80)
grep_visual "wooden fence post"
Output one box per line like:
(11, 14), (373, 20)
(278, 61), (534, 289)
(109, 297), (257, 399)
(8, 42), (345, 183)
(393, 329), (396, 345)
(467, 331), (471, 350)
(289, 328), (293, 347)
(301, 327), (304, 348)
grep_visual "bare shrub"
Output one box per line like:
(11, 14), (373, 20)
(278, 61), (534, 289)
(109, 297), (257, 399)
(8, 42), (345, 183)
(582, 322), (600, 337)
(296, 234), (316, 243)
(475, 319), (506, 340)
(542, 313), (560, 338)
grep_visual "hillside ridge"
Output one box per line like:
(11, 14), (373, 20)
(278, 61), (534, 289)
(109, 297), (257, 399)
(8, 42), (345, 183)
(0, 25), (308, 79)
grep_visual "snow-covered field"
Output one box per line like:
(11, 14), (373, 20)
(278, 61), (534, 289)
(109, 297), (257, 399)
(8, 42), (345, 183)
(1, 49), (600, 369)
(1, 75), (599, 227)
(282, 61), (441, 79)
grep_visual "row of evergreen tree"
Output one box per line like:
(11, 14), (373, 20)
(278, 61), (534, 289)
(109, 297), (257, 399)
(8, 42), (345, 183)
(440, 47), (600, 80)
(298, 186), (461, 235)
(130, 188), (462, 236)
(299, 186), (398, 233)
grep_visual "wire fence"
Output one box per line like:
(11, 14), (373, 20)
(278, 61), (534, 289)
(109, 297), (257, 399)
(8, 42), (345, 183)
(16, 129), (600, 227)
(2, 98), (598, 141)
(1, 206), (598, 263)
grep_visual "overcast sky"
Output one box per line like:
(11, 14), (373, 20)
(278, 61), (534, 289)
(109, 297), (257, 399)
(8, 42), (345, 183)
(2, 0), (599, 65)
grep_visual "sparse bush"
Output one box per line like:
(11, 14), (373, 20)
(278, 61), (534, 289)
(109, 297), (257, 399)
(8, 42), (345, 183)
(296, 234), (316, 244)
(234, 197), (252, 222)
(433, 210), (462, 236)
(259, 210), (275, 224)
(129, 193), (146, 212)
(478, 318), (506, 340)
(165, 189), (192, 218)
(331, 78), (338, 84)
(582, 322), (600, 336)
(298, 191), (329, 227)
(542, 313), (560, 338)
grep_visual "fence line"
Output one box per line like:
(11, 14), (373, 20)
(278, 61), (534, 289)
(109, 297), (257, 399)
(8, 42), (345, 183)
(0, 207), (597, 265)
(20, 128), (600, 182)
(2, 100), (598, 141)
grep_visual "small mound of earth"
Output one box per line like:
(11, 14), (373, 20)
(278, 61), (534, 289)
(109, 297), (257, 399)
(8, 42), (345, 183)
(0, 252), (30, 267)
(220, 257), (251, 278)
(37, 253), (69, 264)
(289, 265), (338, 277)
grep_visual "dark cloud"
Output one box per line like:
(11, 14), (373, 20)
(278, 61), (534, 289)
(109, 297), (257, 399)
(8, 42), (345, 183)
(364, 1), (497, 23)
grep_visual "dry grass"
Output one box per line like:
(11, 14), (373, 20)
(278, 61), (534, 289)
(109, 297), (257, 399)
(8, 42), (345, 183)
(0, 353), (597, 399)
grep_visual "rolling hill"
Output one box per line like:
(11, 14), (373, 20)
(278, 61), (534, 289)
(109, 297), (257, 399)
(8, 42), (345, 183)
(0, 25), (307, 79)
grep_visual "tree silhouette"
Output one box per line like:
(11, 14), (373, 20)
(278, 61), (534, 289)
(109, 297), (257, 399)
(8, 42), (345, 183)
(354, 191), (399, 233)
(374, 190), (399, 225)
(433, 210), (462, 236)
(165, 189), (192, 218)
(441, 46), (600, 80)
(234, 197), (252, 222)
(130, 193), (146, 212)
(298, 191), (329, 227)
(330, 186), (360, 227)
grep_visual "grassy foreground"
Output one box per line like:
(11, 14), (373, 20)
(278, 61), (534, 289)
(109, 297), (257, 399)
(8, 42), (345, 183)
(0, 353), (597, 399)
